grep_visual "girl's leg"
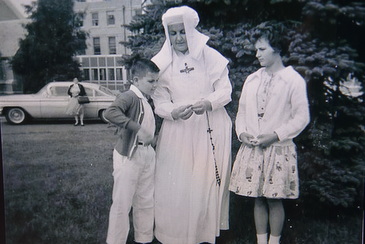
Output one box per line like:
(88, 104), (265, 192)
(74, 116), (78, 125)
(267, 199), (284, 244)
(256, 233), (268, 244)
(254, 197), (268, 243)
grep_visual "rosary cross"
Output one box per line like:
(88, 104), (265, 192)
(180, 63), (194, 74)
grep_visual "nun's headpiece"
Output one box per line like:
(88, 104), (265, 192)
(152, 6), (209, 73)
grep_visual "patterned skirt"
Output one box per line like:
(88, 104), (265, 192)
(229, 144), (299, 199)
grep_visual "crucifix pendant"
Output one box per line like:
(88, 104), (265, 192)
(180, 63), (194, 74)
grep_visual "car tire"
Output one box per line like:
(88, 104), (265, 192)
(99, 109), (109, 123)
(5, 107), (27, 124)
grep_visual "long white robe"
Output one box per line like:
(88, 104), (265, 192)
(152, 46), (232, 244)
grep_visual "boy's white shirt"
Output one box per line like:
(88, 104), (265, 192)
(130, 85), (155, 138)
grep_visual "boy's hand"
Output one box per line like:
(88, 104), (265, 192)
(171, 105), (193, 120)
(136, 127), (154, 145)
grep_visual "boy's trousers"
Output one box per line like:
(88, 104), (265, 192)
(107, 146), (156, 244)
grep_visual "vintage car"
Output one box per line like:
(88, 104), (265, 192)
(0, 81), (117, 124)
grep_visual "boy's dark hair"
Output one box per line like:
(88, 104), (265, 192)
(130, 57), (160, 78)
(250, 21), (290, 56)
(120, 54), (160, 81)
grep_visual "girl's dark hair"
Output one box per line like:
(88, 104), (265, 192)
(250, 21), (290, 56)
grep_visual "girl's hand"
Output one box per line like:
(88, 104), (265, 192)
(171, 105), (193, 120)
(239, 132), (257, 148)
(255, 133), (279, 148)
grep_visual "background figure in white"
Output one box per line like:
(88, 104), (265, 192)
(66, 78), (86, 126)
(151, 6), (232, 244)
(229, 21), (310, 244)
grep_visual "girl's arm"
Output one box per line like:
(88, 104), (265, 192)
(274, 76), (310, 141)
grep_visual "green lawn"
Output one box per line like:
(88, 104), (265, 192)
(2, 122), (363, 244)
(2, 123), (115, 244)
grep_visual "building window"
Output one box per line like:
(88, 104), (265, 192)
(76, 12), (84, 27)
(92, 12), (99, 26)
(92, 69), (99, 80)
(107, 11), (115, 25)
(134, 8), (142, 16)
(90, 57), (98, 66)
(99, 57), (106, 66)
(116, 68), (123, 80)
(0, 61), (5, 80)
(83, 69), (90, 81)
(108, 68), (115, 80)
(100, 68), (107, 80)
(81, 57), (90, 67)
(93, 37), (101, 55)
(107, 57), (115, 66)
(108, 37), (117, 54)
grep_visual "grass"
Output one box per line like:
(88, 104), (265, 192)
(2, 122), (363, 244)
(2, 123), (115, 244)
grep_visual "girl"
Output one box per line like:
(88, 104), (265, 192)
(229, 22), (310, 244)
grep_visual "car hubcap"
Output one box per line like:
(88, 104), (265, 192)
(10, 109), (25, 123)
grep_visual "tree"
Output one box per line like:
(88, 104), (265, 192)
(127, 0), (365, 210)
(11, 0), (87, 93)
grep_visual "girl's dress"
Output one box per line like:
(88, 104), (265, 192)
(229, 67), (310, 199)
(65, 84), (82, 116)
(152, 47), (232, 244)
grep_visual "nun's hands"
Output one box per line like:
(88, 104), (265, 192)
(171, 105), (193, 120)
(191, 100), (212, 115)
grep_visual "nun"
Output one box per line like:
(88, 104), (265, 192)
(151, 5), (232, 244)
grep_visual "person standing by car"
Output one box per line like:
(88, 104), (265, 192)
(66, 77), (86, 126)
(105, 57), (159, 244)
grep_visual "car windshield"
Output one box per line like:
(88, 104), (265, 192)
(36, 85), (49, 95)
(99, 86), (115, 96)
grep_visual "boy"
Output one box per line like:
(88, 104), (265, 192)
(105, 58), (159, 244)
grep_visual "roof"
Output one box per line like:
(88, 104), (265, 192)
(0, 0), (32, 20)
(0, 19), (29, 57)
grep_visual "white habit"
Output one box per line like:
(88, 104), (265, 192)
(151, 6), (232, 244)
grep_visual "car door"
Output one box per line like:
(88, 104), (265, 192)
(93, 88), (115, 110)
(82, 87), (99, 118)
(40, 85), (70, 118)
